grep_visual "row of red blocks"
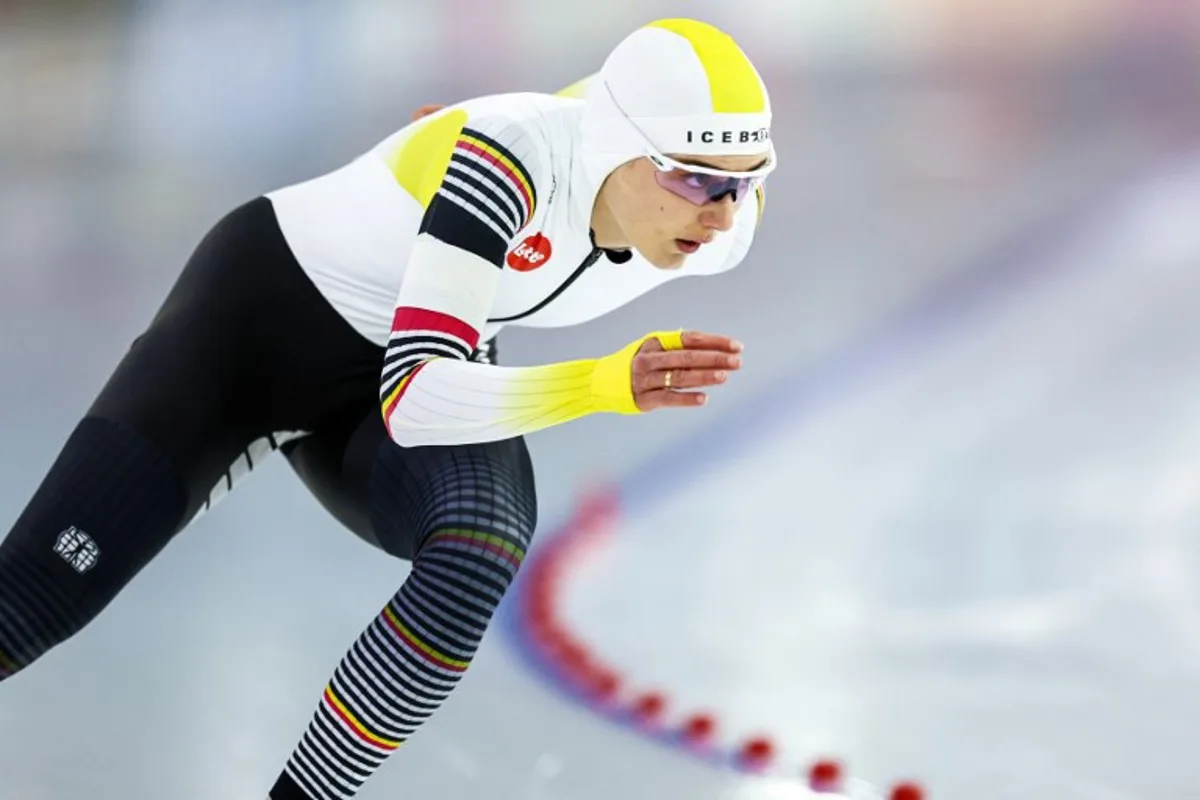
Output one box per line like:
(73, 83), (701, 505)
(524, 503), (925, 800)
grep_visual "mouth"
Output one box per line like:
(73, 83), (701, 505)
(675, 238), (702, 254)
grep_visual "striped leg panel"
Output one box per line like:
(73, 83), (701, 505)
(272, 529), (529, 799)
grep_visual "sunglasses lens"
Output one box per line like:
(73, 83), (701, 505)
(654, 169), (759, 205)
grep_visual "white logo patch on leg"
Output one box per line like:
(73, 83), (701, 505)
(53, 526), (100, 574)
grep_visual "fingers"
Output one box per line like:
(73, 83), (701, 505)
(633, 367), (728, 394)
(636, 331), (742, 357)
(635, 389), (708, 411)
(636, 348), (742, 373)
(680, 331), (744, 353)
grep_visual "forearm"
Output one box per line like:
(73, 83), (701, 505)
(382, 340), (649, 447)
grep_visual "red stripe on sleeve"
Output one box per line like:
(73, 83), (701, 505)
(391, 307), (481, 351)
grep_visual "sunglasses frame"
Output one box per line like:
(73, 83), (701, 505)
(644, 147), (776, 181)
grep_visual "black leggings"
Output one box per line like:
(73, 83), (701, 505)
(0, 197), (538, 798)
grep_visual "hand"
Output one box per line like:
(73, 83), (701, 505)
(411, 103), (446, 121)
(631, 331), (743, 411)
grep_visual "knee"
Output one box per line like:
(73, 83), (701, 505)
(371, 435), (539, 560)
(0, 417), (190, 676)
(417, 524), (534, 603)
(411, 462), (538, 595)
(0, 538), (95, 678)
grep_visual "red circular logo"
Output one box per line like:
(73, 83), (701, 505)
(507, 233), (553, 272)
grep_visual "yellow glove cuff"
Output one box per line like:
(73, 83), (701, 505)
(591, 329), (685, 414)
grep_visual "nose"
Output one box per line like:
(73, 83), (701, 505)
(701, 195), (738, 233)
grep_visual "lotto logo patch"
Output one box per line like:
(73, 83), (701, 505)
(53, 526), (100, 574)
(507, 233), (553, 272)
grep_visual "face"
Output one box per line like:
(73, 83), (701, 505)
(603, 153), (768, 270)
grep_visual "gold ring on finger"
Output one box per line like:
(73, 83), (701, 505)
(664, 370), (672, 389)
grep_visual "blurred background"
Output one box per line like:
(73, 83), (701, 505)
(2, 1), (1200, 799)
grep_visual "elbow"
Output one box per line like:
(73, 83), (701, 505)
(384, 412), (465, 448)
(383, 415), (427, 449)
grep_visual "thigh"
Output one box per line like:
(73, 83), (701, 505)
(0, 200), (297, 645)
(0, 193), (385, 637)
(84, 207), (282, 526)
(285, 402), (538, 562)
(372, 433), (539, 562)
(281, 407), (382, 548)
(87, 199), (284, 523)
(87, 325), (259, 528)
(90, 195), (387, 524)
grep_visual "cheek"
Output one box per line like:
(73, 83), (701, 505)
(622, 171), (692, 236)
(635, 171), (674, 223)
(629, 191), (667, 230)
(618, 176), (653, 223)
(659, 193), (697, 229)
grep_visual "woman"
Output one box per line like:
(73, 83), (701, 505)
(0, 17), (774, 800)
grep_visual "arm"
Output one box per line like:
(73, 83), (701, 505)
(383, 325), (688, 447)
(379, 112), (739, 448)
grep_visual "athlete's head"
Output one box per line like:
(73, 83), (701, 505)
(582, 19), (775, 270)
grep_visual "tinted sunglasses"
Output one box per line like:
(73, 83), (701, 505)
(646, 150), (773, 206)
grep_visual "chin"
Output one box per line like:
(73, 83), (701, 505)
(630, 239), (687, 270)
(646, 248), (686, 270)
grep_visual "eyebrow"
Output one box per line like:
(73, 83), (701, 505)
(675, 156), (769, 172)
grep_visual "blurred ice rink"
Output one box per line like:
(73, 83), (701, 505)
(2, 2), (1200, 798)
